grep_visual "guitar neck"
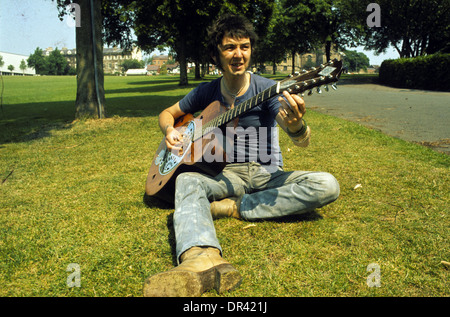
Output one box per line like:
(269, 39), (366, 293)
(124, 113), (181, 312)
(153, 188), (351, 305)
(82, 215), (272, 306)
(195, 59), (343, 140)
(200, 82), (280, 138)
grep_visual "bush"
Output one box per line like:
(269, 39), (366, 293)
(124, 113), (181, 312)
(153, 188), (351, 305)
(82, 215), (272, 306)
(379, 53), (450, 91)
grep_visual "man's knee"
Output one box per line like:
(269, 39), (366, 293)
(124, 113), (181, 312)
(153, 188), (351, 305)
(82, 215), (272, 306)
(176, 172), (203, 187)
(319, 173), (340, 205)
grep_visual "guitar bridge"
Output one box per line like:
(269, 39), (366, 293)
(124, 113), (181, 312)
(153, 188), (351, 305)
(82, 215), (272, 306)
(155, 120), (196, 175)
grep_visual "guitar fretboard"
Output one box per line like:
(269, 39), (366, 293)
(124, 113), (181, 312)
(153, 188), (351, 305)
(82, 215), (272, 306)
(196, 83), (279, 140)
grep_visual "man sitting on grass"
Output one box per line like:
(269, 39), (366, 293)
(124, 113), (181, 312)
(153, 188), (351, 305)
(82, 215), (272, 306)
(143, 14), (340, 297)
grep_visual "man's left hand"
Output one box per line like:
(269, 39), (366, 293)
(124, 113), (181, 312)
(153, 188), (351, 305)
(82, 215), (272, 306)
(278, 91), (306, 133)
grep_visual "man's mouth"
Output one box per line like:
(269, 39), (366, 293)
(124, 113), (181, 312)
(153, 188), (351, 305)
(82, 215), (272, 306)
(230, 62), (244, 69)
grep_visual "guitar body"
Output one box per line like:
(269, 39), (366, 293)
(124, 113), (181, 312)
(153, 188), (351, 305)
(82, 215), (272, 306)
(145, 100), (231, 204)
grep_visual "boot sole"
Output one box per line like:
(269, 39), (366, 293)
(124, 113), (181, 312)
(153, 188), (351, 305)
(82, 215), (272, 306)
(143, 264), (242, 297)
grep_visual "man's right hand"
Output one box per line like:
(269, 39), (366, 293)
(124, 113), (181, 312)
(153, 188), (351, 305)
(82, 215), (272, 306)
(165, 126), (184, 154)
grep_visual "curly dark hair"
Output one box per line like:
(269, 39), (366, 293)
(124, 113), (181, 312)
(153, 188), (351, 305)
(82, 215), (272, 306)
(207, 14), (258, 70)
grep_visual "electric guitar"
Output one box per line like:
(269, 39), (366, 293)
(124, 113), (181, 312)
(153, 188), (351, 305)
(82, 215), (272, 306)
(145, 59), (343, 205)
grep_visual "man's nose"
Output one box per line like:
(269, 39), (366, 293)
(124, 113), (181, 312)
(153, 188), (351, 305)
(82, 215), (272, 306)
(234, 47), (243, 58)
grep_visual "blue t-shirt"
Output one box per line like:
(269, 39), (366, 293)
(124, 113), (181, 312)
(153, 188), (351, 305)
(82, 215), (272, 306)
(179, 73), (283, 167)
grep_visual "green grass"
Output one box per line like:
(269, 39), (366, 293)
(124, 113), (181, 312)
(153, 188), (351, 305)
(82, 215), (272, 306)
(0, 74), (448, 297)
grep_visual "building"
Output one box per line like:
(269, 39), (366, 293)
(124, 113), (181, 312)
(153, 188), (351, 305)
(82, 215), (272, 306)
(0, 51), (36, 76)
(146, 64), (160, 75)
(103, 46), (142, 74)
(126, 68), (148, 76)
(264, 49), (343, 74)
(152, 55), (169, 67)
(43, 47), (77, 71)
(166, 63), (180, 74)
(43, 46), (143, 74)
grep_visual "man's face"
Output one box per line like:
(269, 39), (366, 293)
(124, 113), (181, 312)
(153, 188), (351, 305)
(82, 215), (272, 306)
(217, 33), (251, 77)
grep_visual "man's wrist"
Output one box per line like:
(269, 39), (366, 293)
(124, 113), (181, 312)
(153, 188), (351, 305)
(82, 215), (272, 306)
(164, 124), (173, 135)
(287, 119), (307, 138)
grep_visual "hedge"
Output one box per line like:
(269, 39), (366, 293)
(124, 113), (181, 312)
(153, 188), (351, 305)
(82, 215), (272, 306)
(379, 53), (450, 91)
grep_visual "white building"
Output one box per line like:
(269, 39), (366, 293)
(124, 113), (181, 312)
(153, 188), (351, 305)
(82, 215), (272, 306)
(125, 68), (148, 76)
(0, 51), (36, 76)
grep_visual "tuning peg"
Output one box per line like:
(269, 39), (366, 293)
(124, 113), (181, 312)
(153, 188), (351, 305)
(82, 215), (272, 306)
(324, 85), (329, 92)
(308, 90), (313, 96)
(316, 87), (322, 94)
(331, 84), (337, 90)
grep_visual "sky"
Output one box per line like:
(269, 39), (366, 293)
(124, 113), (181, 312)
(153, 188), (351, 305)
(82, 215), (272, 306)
(0, 0), (76, 55)
(0, 0), (399, 65)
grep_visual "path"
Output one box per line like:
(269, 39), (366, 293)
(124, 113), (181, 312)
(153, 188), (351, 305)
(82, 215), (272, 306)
(306, 81), (450, 154)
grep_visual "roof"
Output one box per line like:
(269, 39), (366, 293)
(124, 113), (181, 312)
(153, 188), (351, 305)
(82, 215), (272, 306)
(153, 55), (169, 60)
(147, 65), (160, 71)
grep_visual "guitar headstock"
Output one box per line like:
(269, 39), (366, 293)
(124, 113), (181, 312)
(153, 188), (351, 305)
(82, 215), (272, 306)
(279, 59), (343, 95)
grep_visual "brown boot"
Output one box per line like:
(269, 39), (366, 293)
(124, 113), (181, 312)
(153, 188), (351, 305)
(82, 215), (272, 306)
(210, 197), (241, 219)
(143, 247), (242, 297)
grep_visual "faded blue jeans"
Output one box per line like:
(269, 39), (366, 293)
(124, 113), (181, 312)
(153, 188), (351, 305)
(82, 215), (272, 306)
(173, 162), (340, 262)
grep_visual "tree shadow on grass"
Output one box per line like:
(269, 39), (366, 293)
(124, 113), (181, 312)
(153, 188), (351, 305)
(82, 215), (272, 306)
(0, 100), (75, 145)
(0, 73), (203, 145)
(105, 83), (198, 95)
(0, 93), (186, 145)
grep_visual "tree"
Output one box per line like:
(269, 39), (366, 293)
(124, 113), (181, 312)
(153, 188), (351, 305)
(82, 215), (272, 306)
(121, 59), (145, 73)
(27, 47), (49, 75)
(54, 0), (106, 119)
(342, 50), (370, 72)
(314, 0), (367, 62)
(133, 0), (274, 85)
(47, 48), (69, 75)
(133, 0), (224, 86)
(252, 1), (285, 74)
(20, 60), (27, 75)
(361, 0), (450, 58)
(277, 0), (322, 74)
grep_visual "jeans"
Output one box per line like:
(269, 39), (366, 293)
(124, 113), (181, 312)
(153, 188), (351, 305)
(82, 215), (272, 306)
(173, 162), (340, 262)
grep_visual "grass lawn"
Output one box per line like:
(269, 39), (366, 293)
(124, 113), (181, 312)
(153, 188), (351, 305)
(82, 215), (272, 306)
(0, 74), (448, 297)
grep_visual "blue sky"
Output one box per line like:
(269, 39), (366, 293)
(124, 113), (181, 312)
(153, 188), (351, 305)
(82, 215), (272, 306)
(0, 0), (76, 55)
(1, 0), (398, 65)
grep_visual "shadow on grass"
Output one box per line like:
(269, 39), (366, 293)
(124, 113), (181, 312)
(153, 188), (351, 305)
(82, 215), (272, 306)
(105, 83), (198, 95)
(0, 100), (75, 144)
(0, 93), (185, 145)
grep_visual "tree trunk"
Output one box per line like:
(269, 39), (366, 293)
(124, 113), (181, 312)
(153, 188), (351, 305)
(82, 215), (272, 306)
(177, 37), (188, 86)
(75, 0), (105, 119)
(194, 61), (201, 79)
(325, 40), (331, 62)
(291, 50), (296, 74)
